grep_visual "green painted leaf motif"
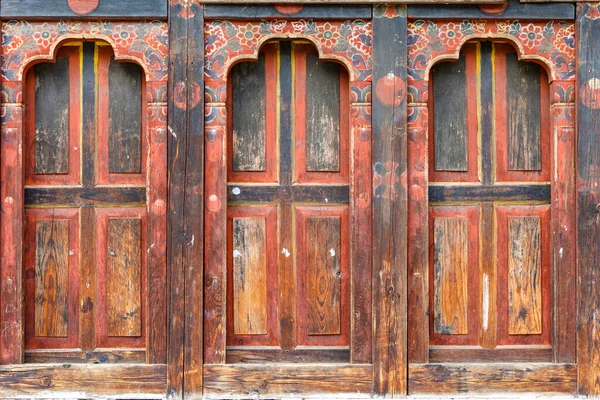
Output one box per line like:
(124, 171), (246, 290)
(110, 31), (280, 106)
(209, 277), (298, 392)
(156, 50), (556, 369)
(460, 21), (474, 35)
(543, 22), (555, 40)
(129, 39), (147, 53)
(427, 21), (440, 38)
(227, 39), (242, 52)
(305, 20), (317, 35)
(509, 21), (522, 36)
(225, 21), (238, 38)
(333, 38), (350, 53)
(259, 20), (271, 34)
(538, 40), (553, 54)
(429, 39), (445, 53)
(413, 20), (426, 29)
(339, 22), (353, 38)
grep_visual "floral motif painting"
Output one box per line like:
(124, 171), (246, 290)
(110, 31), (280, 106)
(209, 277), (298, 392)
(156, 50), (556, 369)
(204, 19), (373, 82)
(1, 20), (168, 81)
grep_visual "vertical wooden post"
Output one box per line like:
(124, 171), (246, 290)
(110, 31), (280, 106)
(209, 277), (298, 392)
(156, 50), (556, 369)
(0, 82), (24, 365)
(372, 4), (408, 397)
(167, 1), (204, 398)
(577, 4), (600, 397)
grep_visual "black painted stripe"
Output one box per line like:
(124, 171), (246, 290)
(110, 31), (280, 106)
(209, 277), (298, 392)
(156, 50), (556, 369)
(227, 184), (350, 204)
(25, 187), (147, 206)
(82, 42), (96, 188)
(480, 42), (494, 185)
(204, 4), (371, 20)
(279, 42), (293, 186)
(428, 184), (551, 203)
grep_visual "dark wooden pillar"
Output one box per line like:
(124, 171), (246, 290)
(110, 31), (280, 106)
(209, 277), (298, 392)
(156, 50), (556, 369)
(576, 3), (600, 397)
(167, 1), (204, 398)
(372, 4), (408, 397)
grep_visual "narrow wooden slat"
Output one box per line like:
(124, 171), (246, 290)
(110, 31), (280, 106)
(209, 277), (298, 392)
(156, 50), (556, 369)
(226, 348), (349, 364)
(231, 56), (266, 172)
(0, 0), (167, 18)
(409, 363), (577, 395)
(24, 349), (146, 364)
(203, 364), (373, 398)
(432, 56), (468, 172)
(306, 217), (341, 335)
(428, 184), (551, 203)
(78, 206), (96, 351)
(203, 4), (372, 19)
(508, 216), (542, 335)
(25, 186), (146, 206)
(480, 202), (497, 349)
(106, 218), (142, 337)
(34, 58), (70, 175)
(108, 57), (142, 174)
(227, 184), (349, 204)
(429, 346), (552, 363)
(82, 42), (96, 188)
(433, 217), (469, 335)
(506, 54), (541, 171)
(305, 53), (340, 172)
(35, 220), (70, 337)
(0, 364), (167, 398)
(480, 42), (494, 185)
(232, 217), (267, 335)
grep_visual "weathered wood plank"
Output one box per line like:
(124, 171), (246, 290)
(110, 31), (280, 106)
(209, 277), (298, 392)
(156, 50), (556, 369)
(506, 54), (541, 171)
(432, 56), (468, 172)
(429, 346), (552, 363)
(232, 217), (267, 335)
(203, 364), (373, 398)
(106, 218), (142, 337)
(305, 54), (341, 172)
(306, 217), (341, 335)
(231, 57), (266, 172)
(508, 216), (542, 335)
(479, 202), (497, 349)
(24, 349), (146, 364)
(372, 5), (408, 396)
(35, 219), (70, 337)
(409, 363), (577, 395)
(225, 348), (349, 364)
(428, 184), (551, 203)
(79, 206), (96, 351)
(204, 4), (372, 19)
(0, 364), (167, 398)
(480, 42), (494, 185)
(227, 184), (349, 204)
(25, 187), (146, 206)
(34, 58), (70, 175)
(433, 217), (469, 335)
(576, 5), (600, 395)
(0, 0), (167, 18)
(108, 58), (142, 174)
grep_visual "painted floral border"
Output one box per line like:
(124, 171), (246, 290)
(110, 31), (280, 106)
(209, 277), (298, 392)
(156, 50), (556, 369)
(407, 19), (575, 101)
(1, 20), (168, 81)
(205, 19), (373, 82)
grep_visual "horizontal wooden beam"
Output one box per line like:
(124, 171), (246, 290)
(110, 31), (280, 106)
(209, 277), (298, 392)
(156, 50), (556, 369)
(204, 4), (371, 19)
(429, 346), (552, 363)
(25, 187), (146, 206)
(201, 0), (504, 3)
(24, 349), (146, 364)
(429, 184), (550, 203)
(227, 184), (349, 204)
(408, 0), (574, 20)
(226, 348), (349, 364)
(203, 364), (372, 398)
(409, 363), (576, 395)
(0, 0), (167, 19)
(0, 364), (166, 399)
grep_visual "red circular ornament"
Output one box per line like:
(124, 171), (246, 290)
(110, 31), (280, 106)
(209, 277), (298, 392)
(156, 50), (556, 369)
(375, 73), (406, 108)
(68, 0), (99, 15)
(274, 4), (303, 15)
(478, 3), (508, 14)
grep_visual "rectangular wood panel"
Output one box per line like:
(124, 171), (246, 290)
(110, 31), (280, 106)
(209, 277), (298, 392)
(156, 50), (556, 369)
(106, 218), (142, 337)
(34, 57), (70, 175)
(506, 53), (541, 171)
(306, 216), (341, 335)
(108, 57), (143, 174)
(231, 55), (267, 172)
(35, 219), (70, 337)
(232, 217), (267, 335)
(433, 55), (468, 172)
(433, 217), (469, 335)
(508, 216), (542, 335)
(305, 53), (341, 172)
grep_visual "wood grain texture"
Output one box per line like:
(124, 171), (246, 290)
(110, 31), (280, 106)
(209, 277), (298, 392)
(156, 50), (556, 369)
(508, 216), (542, 335)
(231, 57), (267, 172)
(429, 346), (552, 363)
(232, 217), (267, 335)
(305, 53), (341, 172)
(35, 219), (70, 337)
(24, 349), (146, 364)
(33, 58), (70, 175)
(479, 202), (497, 350)
(576, 5), (600, 395)
(506, 53), (541, 172)
(306, 217), (341, 335)
(108, 57), (142, 174)
(409, 363), (576, 395)
(25, 186), (146, 206)
(372, 7), (408, 396)
(225, 348), (349, 364)
(203, 364), (373, 398)
(433, 217), (469, 335)
(0, 364), (167, 398)
(106, 218), (142, 337)
(204, 4), (372, 19)
(432, 56), (468, 172)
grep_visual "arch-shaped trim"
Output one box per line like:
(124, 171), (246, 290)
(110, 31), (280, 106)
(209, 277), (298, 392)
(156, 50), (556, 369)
(1, 20), (168, 82)
(204, 19), (373, 82)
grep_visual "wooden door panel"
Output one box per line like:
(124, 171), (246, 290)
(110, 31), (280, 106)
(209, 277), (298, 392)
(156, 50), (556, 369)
(296, 206), (350, 346)
(226, 205), (278, 347)
(96, 208), (146, 348)
(496, 204), (551, 345)
(25, 46), (81, 185)
(24, 208), (80, 349)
